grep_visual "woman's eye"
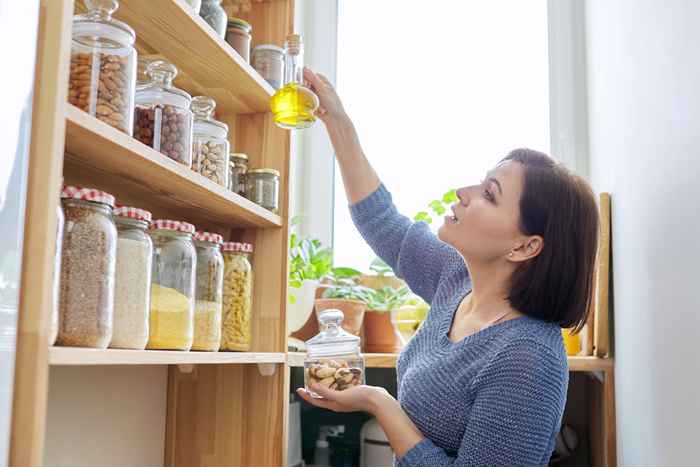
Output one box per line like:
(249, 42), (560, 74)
(482, 189), (494, 202)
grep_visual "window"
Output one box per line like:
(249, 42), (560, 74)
(332, 0), (551, 271)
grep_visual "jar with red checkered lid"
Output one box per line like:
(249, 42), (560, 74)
(57, 186), (117, 348)
(221, 242), (254, 351)
(192, 231), (224, 351)
(110, 206), (153, 349)
(147, 219), (197, 350)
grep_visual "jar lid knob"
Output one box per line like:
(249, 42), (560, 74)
(191, 96), (216, 118)
(318, 309), (344, 326)
(85, 0), (118, 19)
(147, 60), (178, 86)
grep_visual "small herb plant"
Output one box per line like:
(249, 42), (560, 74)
(363, 286), (412, 313)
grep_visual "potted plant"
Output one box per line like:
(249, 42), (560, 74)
(315, 267), (369, 336)
(357, 257), (406, 291)
(362, 285), (412, 353)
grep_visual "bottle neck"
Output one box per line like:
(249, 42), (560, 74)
(284, 50), (303, 86)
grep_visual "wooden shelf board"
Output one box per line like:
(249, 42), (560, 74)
(64, 105), (282, 228)
(116, 0), (274, 115)
(49, 347), (286, 366)
(288, 352), (613, 372)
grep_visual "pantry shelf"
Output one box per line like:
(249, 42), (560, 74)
(115, 0), (274, 115)
(49, 347), (286, 366)
(64, 104), (282, 228)
(287, 352), (614, 372)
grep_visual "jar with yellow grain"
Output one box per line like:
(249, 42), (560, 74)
(221, 242), (253, 351)
(192, 231), (224, 351)
(148, 220), (196, 351)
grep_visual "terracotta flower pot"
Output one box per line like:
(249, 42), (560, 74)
(363, 309), (403, 353)
(315, 298), (366, 336)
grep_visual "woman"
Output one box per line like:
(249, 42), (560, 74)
(297, 68), (599, 467)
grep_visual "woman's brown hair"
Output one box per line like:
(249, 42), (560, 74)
(503, 148), (599, 332)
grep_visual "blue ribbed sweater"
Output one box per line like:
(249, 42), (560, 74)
(350, 185), (568, 467)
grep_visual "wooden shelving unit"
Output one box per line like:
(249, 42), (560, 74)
(12, 1), (294, 467)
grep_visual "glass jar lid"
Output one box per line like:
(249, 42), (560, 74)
(73, 0), (136, 48)
(306, 310), (361, 358)
(135, 60), (192, 109)
(61, 185), (116, 208)
(114, 206), (152, 222)
(248, 168), (280, 178)
(194, 231), (223, 245)
(227, 17), (252, 33)
(231, 153), (249, 164)
(150, 219), (196, 234)
(191, 96), (229, 139)
(222, 242), (253, 253)
(253, 44), (284, 56)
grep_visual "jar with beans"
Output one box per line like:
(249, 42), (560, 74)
(245, 168), (280, 213)
(221, 242), (254, 351)
(252, 45), (284, 90)
(229, 152), (248, 195)
(57, 186), (117, 348)
(191, 96), (230, 187)
(49, 203), (65, 346)
(68, 0), (137, 135)
(225, 18), (252, 63)
(304, 309), (365, 398)
(134, 60), (194, 167)
(192, 231), (224, 351)
(148, 220), (197, 351)
(110, 207), (153, 350)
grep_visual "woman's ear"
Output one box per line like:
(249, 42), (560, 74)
(507, 235), (544, 262)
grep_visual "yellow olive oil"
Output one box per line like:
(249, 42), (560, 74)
(271, 83), (319, 130)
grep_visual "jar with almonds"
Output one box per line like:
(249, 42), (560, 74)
(68, 0), (137, 135)
(304, 309), (365, 398)
(134, 60), (194, 167)
(191, 96), (230, 187)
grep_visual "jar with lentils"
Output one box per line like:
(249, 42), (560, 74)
(57, 186), (117, 348)
(229, 152), (248, 196)
(148, 220), (197, 351)
(245, 168), (280, 213)
(221, 242), (254, 351)
(110, 206), (153, 350)
(134, 60), (194, 167)
(68, 0), (137, 135)
(192, 231), (224, 351)
(191, 96), (230, 187)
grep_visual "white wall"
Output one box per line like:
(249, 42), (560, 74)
(584, 1), (700, 465)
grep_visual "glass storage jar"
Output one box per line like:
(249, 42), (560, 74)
(229, 152), (248, 195)
(134, 60), (194, 167)
(148, 220), (197, 351)
(183, 0), (202, 15)
(245, 168), (280, 213)
(225, 18), (252, 63)
(191, 96), (230, 187)
(221, 242), (253, 351)
(200, 0), (227, 38)
(136, 56), (154, 88)
(57, 186), (117, 348)
(49, 203), (65, 346)
(304, 309), (365, 398)
(111, 206), (153, 350)
(68, 0), (137, 135)
(252, 45), (284, 90)
(193, 231), (224, 351)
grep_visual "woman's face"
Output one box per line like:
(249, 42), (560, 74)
(438, 160), (527, 263)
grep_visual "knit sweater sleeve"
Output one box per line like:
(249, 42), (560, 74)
(396, 340), (568, 467)
(350, 184), (462, 303)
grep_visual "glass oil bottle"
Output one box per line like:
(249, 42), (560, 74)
(270, 33), (319, 130)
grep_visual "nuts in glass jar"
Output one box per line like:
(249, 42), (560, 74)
(193, 140), (227, 185)
(69, 52), (132, 133)
(134, 105), (191, 165)
(305, 359), (363, 391)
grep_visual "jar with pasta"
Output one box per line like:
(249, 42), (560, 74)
(192, 231), (224, 351)
(221, 242), (253, 351)
(148, 220), (197, 351)
(111, 206), (153, 349)
(58, 186), (117, 348)
(191, 96), (230, 187)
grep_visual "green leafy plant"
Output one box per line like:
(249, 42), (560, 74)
(363, 286), (412, 313)
(369, 257), (393, 276)
(288, 232), (333, 289)
(413, 189), (458, 225)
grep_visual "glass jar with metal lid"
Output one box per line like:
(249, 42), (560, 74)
(191, 96), (230, 187)
(226, 17), (252, 63)
(192, 231), (224, 351)
(134, 60), (194, 167)
(49, 202), (65, 346)
(200, 0), (227, 38)
(148, 219), (197, 351)
(57, 186), (117, 349)
(68, 0), (137, 135)
(221, 242), (254, 351)
(246, 168), (280, 213)
(304, 309), (365, 398)
(111, 206), (153, 350)
(229, 152), (249, 195)
(252, 45), (284, 90)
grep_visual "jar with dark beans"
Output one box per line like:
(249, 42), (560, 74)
(134, 60), (194, 167)
(229, 153), (249, 195)
(69, 0), (136, 135)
